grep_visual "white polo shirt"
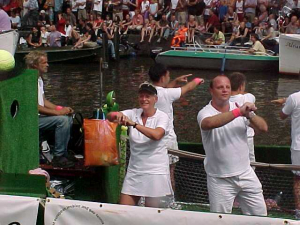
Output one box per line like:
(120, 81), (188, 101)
(282, 91), (300, 151)
(122, 108), (170, 175)
(38, 77), (44, 107)
(230, 93), (255, 137)
(93, 0), (103, 12)
(154, 86), (181, 147)
(197, 101), (250, 178)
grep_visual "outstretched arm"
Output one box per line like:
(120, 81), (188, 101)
(107, 111), (165, 140)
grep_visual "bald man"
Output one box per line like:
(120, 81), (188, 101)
(197, 75), (268, 216)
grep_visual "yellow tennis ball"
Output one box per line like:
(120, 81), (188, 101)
(0, 50), (15, 72)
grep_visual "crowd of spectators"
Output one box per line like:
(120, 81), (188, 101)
(1, 0), (300, 52)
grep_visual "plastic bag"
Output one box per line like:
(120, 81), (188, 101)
(84, 119), (119, 166)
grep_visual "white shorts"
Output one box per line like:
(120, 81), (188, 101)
(121, 172), (173, 197)
(207, 168), (267, 216)
(291, 149), (300, 176)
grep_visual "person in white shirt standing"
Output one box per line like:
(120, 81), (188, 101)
(272, 92), (300, 217)
(93, 0), (103, 16)
(229, 72), (256, 164)
(77, 0), (87, 20)
(197, 75), (268, 215)
(107, 82), (172, 207)
(148, 63), (204, 196)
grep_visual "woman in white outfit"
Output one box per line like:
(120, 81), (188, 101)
(107, 82), (172, 207)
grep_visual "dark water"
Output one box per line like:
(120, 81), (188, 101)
(44, 57), (299, 146)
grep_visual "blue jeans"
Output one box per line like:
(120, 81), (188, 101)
(97, 39), (116, 58)
(39, 116), (72, 157)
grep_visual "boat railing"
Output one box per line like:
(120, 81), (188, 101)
(171, 44), (276, 57)
(168, 148), (299, 171)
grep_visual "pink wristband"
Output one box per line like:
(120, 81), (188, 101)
(232, 108), (242, 118)
(110, 112), (119, 119)
(55, 106), (63, 110)
(194, 78), (204, 85)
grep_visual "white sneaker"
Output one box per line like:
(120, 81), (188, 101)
(41, 141), (50, 153)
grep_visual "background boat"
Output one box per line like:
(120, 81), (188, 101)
(15, 45), (102, 63)
(156, 46), (279, 71)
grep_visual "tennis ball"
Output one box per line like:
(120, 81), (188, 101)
(121, 125), (128, 131)
(0, 50), (15, 72)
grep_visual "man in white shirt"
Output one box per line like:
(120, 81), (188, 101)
(77, 0), (87, 20)
(197, 75), (268, 215)
(272, 92), (300, 216)
(93, 0), (103, 15)
(148, 63), (204, 195)
(229, 72), (256, 164)
(25, 51), (75, 168)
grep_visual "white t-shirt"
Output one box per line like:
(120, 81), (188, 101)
(230, 93), (255, 137)
(236, 0), (244, 13)
(155, 86), (181, 147)
(141, 0), (150, 13)
(71, 0), (78, 11)
(93, 0), (103, 12)
(171, 0), (179, 9)
(38, 77), (45, 107)
(122, 108), (170, 175)
(149, 2), (158, 17)
(282, 91), (300, 151)
(77, 0), (86, 9)
(41, 31), (50, 44)
(197, 101), (251, 178)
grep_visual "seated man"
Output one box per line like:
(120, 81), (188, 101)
(248, 33), (266, 54)
(48, 25), (62, 47)
(128, 9), (144, 32)
(25, 51), (75, 168)
(205, 26), (225, 45)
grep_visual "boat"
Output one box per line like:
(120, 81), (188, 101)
(0, 30), (19, 55)
(279, 34), (300, 75)
(155, 45), (279, 71)
(15, 45), (102, 63)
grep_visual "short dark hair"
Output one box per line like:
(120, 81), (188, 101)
(148, 63), (168, 82)
(251, 33), (259, 41)
(229, 72), (246, 91)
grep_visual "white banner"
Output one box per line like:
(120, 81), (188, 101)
(0, 195), (40, 225)
(45, 198), (299, 225)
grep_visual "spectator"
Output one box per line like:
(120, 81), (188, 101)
(169, 14), (179, 35)
(121, 13), (132, 34)
(206, 9), (220, 33)
(77, 0), (87, 20)
(244, 0), (257, 23)
(39, 10), (51, 25)
(27, 26), (42, 47)
(195, 0), (206, 25)
(70, 0), (78, 19)
(97, 23), (116, 59)
(229, 21), (249, 46)
(258, 4), (268, 24)
(128, 8), (143, 32)
(63, 7), (76, 26)
(248, 33), (266, 54)
(78, 18), (87, 34)
(286, 15), (298, 34)
(74, 22), (97, 48)
(48, 24), (62, 47)
(53, 0), (63, 24)
(176, 0), (187, 25)
(41, 25), (50, 46)
(21, 0), (39, 27)
(156, 13), (169, 42)
(218, 0), (228, 22)
(56, 11), (66, 34)
(149, 0), (158, 19)
(93, 13), (103, 29)
(93, 0), (103, 16)
(222, 6), (237, 33)
(10, 10), (21, 29)
(187, 15), (197, 43)
(104, 14), (113, 28)
(261, 22), (278, 52)
(113, 0), (123, 21)
(235, 0), (244, 22)
(205, 26), (225, 45)
(187, 0), (197, 18)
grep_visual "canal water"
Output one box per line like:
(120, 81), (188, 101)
(44, 57), (299, 146)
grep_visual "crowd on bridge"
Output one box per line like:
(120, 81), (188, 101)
(1, 0), (300, 53)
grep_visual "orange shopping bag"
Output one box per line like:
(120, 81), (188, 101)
(84, 119), (119, 166)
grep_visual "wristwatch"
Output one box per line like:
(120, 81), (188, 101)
(133, 123), (138, 128)
(248, 111), (256, 119)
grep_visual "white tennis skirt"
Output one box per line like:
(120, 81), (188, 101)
(121, 172), (174, 197)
